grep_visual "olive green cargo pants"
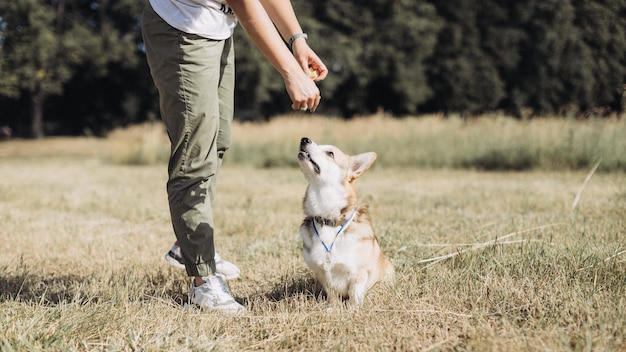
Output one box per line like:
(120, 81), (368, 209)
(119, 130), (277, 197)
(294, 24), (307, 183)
(142, 3), (235, 277)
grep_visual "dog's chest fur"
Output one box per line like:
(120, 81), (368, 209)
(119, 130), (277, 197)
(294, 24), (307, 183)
(300, 216), (370, 294)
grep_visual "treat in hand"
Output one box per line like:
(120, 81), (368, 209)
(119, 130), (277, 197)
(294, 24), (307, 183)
(308, 66), (319, 80)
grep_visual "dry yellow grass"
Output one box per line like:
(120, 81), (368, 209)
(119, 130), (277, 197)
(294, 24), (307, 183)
(0, 117), (625, 351)
(227, 114), (626, 171)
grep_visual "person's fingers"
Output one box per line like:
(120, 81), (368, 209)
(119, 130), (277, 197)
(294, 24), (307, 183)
(288, 70), (321, 111)
(308, 95), (321, 112)
(311, 63), (328, 81)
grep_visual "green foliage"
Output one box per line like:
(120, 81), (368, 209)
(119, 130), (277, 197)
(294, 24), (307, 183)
(307, 0), (442, 116)
(233, 0), (442, 117)
(508, 0), (591, 114)
(427, 0), (506, 114)
(425, 0), (626, 116)
(573, 0), (626, 108)
(0, 0), (144, 137)
(364, 0), (442, 114)
(0, 0), (625, 136)
(0, 0), (62, 98)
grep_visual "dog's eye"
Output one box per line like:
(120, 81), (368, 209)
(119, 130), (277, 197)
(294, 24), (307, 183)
(326, 151), (334, 159)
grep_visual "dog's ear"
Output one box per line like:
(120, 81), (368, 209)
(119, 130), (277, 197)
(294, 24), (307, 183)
(350, 152), (377, 179)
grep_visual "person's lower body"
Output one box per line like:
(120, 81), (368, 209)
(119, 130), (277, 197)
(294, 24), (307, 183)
(142, 2), (241, 312)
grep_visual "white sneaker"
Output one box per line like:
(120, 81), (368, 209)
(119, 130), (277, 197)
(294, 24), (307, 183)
(189, 276), (244, 312)
(214, 252), (241, 280)
(164, 243), (186, 270)
(164, 243), (241, 280)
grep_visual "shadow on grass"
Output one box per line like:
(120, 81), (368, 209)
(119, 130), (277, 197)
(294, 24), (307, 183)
(0, 267), (338, 309)
(0, 273), (95, 305)
(0, 269), (188, 307)
(263, 275), (323, 302)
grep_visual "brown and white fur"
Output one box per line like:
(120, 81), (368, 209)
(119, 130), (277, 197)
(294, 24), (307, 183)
(297, 137), (394, 307)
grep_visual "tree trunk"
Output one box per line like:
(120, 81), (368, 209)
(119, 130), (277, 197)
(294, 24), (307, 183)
(56, 0), (66, 32)
(31, 92), (45, 139)
(621, 84), (626, 114)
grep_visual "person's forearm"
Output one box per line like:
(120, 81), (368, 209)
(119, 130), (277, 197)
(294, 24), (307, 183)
(259, 0), (303, 41)
(228, 0), (322, 111)
(228, 0), (300, 78)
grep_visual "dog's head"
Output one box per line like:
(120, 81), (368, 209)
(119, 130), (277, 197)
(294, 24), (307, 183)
(297, 137), (376, 188)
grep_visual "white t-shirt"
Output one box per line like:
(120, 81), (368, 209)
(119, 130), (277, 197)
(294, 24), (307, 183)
(149, 0), (238, 40)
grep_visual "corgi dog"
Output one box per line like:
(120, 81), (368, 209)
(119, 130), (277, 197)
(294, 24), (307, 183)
(297, 137), (394, 307)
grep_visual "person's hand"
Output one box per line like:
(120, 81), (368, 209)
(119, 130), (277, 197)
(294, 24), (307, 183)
(283, 67), (321, 112)
(284, 39), (327, 112)
(292, 39), (328, 82)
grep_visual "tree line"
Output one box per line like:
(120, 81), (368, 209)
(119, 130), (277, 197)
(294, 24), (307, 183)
(0, 0), (625, 138)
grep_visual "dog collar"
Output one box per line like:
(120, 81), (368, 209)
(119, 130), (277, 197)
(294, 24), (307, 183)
(312, 217), (337, 227)
(310, 205), (359, 254)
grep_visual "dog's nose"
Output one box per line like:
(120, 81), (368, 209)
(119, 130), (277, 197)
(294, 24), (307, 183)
(300, 137), (311, 146)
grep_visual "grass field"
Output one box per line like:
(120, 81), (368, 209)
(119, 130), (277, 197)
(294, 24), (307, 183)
(0, 116), (625, 351)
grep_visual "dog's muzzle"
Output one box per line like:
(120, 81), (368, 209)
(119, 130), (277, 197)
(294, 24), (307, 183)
(298, 137), (312, 160)
(298, 137), (320, 173)
(300, 137), (312, 149)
